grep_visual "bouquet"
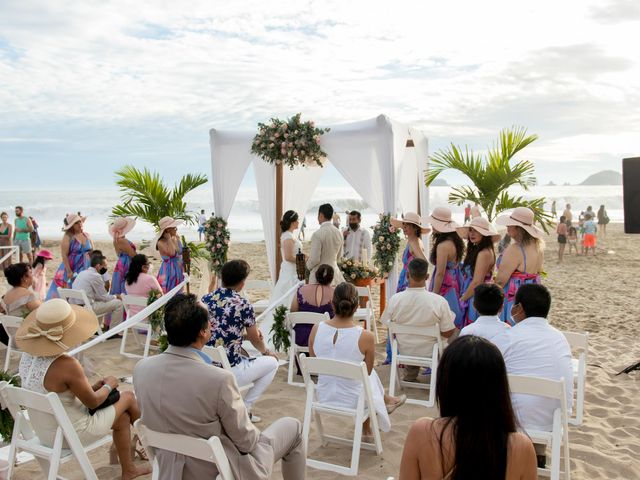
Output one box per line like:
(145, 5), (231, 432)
(372, 213), (401, 275)
(338, 257), (379, 282)
(251, 113), (330, 169)
(204, 216), (231, 275)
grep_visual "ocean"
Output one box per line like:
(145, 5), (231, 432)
(0, 185), (624, 242)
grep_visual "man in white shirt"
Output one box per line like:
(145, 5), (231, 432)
(493, 283), (573, 466)
(197, 209), (207, 241)
(459, 284), (510, 342)
(343, 210), (372, 263)
(381, 258), (456, 382)
(72, 254), (124, 330)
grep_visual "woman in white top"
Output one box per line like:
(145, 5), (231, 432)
(309, 282), (406, 437)
(260, 210), (303, 345)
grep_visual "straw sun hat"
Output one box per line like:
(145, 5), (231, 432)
(16, 299), (99, 357)
(154, 216), (183, 249)
(495, 207), (544, 239)
(427, 207), (461, 233)
(62, 213), (86, 231)
(390, 212), (431, 234)
(109, 217), (136, 239)
(457, 217), (501, 242)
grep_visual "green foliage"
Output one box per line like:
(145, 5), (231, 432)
(112, 165), (208, 228)
(338, 257), (379, 281)
(269, 305), (290, 353)
(147, 289), (165, 335)
(425, 127), (554, 232)
(372, 213), (402, 275)
(204, 216), (231, 275)
(0, 371), (20, 443)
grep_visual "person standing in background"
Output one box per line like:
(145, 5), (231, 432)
(13, 206), (34, 264)
(343, 210), (372, 263)
(562, 204), (573, 225)
(597, 204), (609, 239)
(470, 203), (481, 219)
(551, 200), (557, 219)
(29, 216), (41, 254)
(464, 204), (472, 224)
(197, 209), (207, 241)
(0, 212), (13, 271)
(332, 212), (341, 229)
(556, 216), (568, 263)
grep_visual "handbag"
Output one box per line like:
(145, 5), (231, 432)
(89, 388), (120, 415)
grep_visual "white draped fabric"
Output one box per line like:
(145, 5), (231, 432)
(209, 115), (429, 299)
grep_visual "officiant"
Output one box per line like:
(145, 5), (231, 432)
(343, 210), (372, 263)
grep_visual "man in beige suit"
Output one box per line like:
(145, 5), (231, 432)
(307, 203), (345, 285)
(134, 294), (306, 480)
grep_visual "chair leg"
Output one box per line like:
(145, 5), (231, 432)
(143, 325), (153, 358)
(119, 326), (129, 356)
(389, 354), (398, 397)
(3, 344), (11, 371)
(47, 428), (64, 480)
(302, 388), (314, 452)
(350, 406), (364, 475)
(287, 346), (296, 385)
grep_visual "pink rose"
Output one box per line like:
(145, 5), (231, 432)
(269, 143), (274, 148)
(284, 133), (289, 138)
(389, 226), (396, 233)
(216, 243), (222, 248)
(293, 149), (298, 156)
(217, 223), (223, 227)
(274, 132), (279, 138)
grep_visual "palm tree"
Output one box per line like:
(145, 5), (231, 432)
(112, 166), (208, 227)
(425, 126), (554, 232)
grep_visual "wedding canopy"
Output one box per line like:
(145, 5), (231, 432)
(209, 114), (429, 297)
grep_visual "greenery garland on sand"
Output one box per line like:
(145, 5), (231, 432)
(269, 305), (291, 353)
(147, 289), (168, 352)
(251, 113), (330, 169)
(0, 371), (20, 442)
(204, 216), (231, 275)
(372, 213), (401, 275)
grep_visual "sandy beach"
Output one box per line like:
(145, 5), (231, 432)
(4, 224), (640, 479)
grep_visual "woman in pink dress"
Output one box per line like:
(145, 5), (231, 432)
(31, 249), (54, 300)
(109, 217), (137, 295)
(124, 254), (162, 317)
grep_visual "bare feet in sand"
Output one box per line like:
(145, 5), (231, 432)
(122, 463), (153, 480)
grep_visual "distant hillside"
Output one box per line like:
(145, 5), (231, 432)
(579, 170), (622, 186)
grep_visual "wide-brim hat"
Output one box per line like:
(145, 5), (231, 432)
(428, 207), (461, 233)
(496, 207), (544, 238)
(154, 216), (183, 249)
(390, 212), (431, 233)
(109, 217), (136, 239)
(62, 213), (86, 231)
(457, 217), (501, 242)
(36, 249), (54, 260)
(16, 299), (99, 357)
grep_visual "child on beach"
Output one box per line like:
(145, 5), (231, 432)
(582, 213), (597, 256)
(31, 249), (54, 300)
(567, 226), (579, 255)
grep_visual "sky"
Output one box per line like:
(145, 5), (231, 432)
(1, 0), (639, 189)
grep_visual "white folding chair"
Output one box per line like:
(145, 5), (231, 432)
(286, 312), (329, 387)
(134, 418), (234, 480)
(57, 288), (104, 335)
(562, 330), (588, 426)
(0, 315), (23, 372)
(242, 280), (272, 315)
(119, 294), (154, 359)
(509, 375), (571, 480)
(202, 345), (253, 394)
(299, 354), (383, 476)
(0, 381), (111, 480)
(388, 323), (442, 408)
(353, 286), (379, 343)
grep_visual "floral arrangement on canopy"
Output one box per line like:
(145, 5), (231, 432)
(205, 216), (231, 274)
(338, 257), (379, 281)
(372, 213), (401, 275)
(251, 113), (330, 169)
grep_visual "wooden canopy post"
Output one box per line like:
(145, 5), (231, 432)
(275, 163), (283, 281)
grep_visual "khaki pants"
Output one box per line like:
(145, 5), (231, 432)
(261, 417), (306, 480)
(92, 299), (123, 329)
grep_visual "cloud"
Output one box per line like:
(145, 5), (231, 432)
(590, 0), (640, 23)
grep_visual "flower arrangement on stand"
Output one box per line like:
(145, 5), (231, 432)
(372, 213), (401, 276)
(338, 257), (379, 285)
(251, 113), (330, 169)
(205, 216), (231, 275)
(269, 305), (291, 353)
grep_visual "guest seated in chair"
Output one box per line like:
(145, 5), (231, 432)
(459, 284), (510, 343)
(134, 293), (306, 480)
(399, 335), (537, 480)
(124, 254), (162, 317)
(0, 262), (41, 344)
(16, 299), (151, 480)
(202, 260), (279, 422)
(380, 258), (455, 382)
(308, 282), (406, 439)
(290, 264), (335, 347)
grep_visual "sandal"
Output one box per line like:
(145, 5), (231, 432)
(386, 394), (407, 414)
(132, 435), (149, 461)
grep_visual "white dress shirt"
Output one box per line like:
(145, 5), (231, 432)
(459, 315), (510, 343)
(493, 317), (573, 431)
(72, 267), (115, 304)
(380, 287), (455, 356)
(343, 227), (372, 262)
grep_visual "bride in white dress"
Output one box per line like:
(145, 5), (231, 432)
(260, 211), (303, 347)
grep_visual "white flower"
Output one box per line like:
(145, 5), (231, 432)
(350, 273), (356, 279)
(378, 236), (384, 242)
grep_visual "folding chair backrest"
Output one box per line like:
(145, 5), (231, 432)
(355, 286), (372, 302)
(203, 345), (233, 371)
(287, 311), (329, 328)
(121, 294), (148, 316)
(562, 331), (588, 355)
(58, 288), (92, 309)
(134, 419), (235, 480)
(0, 315), (23, 341)
(300, 356), (368, 381)
(508, 375), (566, 403)
(388, 323), (443, 350)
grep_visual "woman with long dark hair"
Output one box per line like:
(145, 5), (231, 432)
(124, 254), (162, 317)
(457, 218), (499, 328)
(390, 212), (429, 293)
(428, 207), (465, 328)
(399, 335), (536, 479)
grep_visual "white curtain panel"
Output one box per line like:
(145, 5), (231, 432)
(209, 129), (255, 219)
(283, 165), (324, 225)
(252, 157), (277, 282)
(411, 128), (431, 249)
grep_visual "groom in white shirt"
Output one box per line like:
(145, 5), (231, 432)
(307, 203), (345, 286)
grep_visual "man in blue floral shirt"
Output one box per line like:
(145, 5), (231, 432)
(202, 259), (279, 421)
